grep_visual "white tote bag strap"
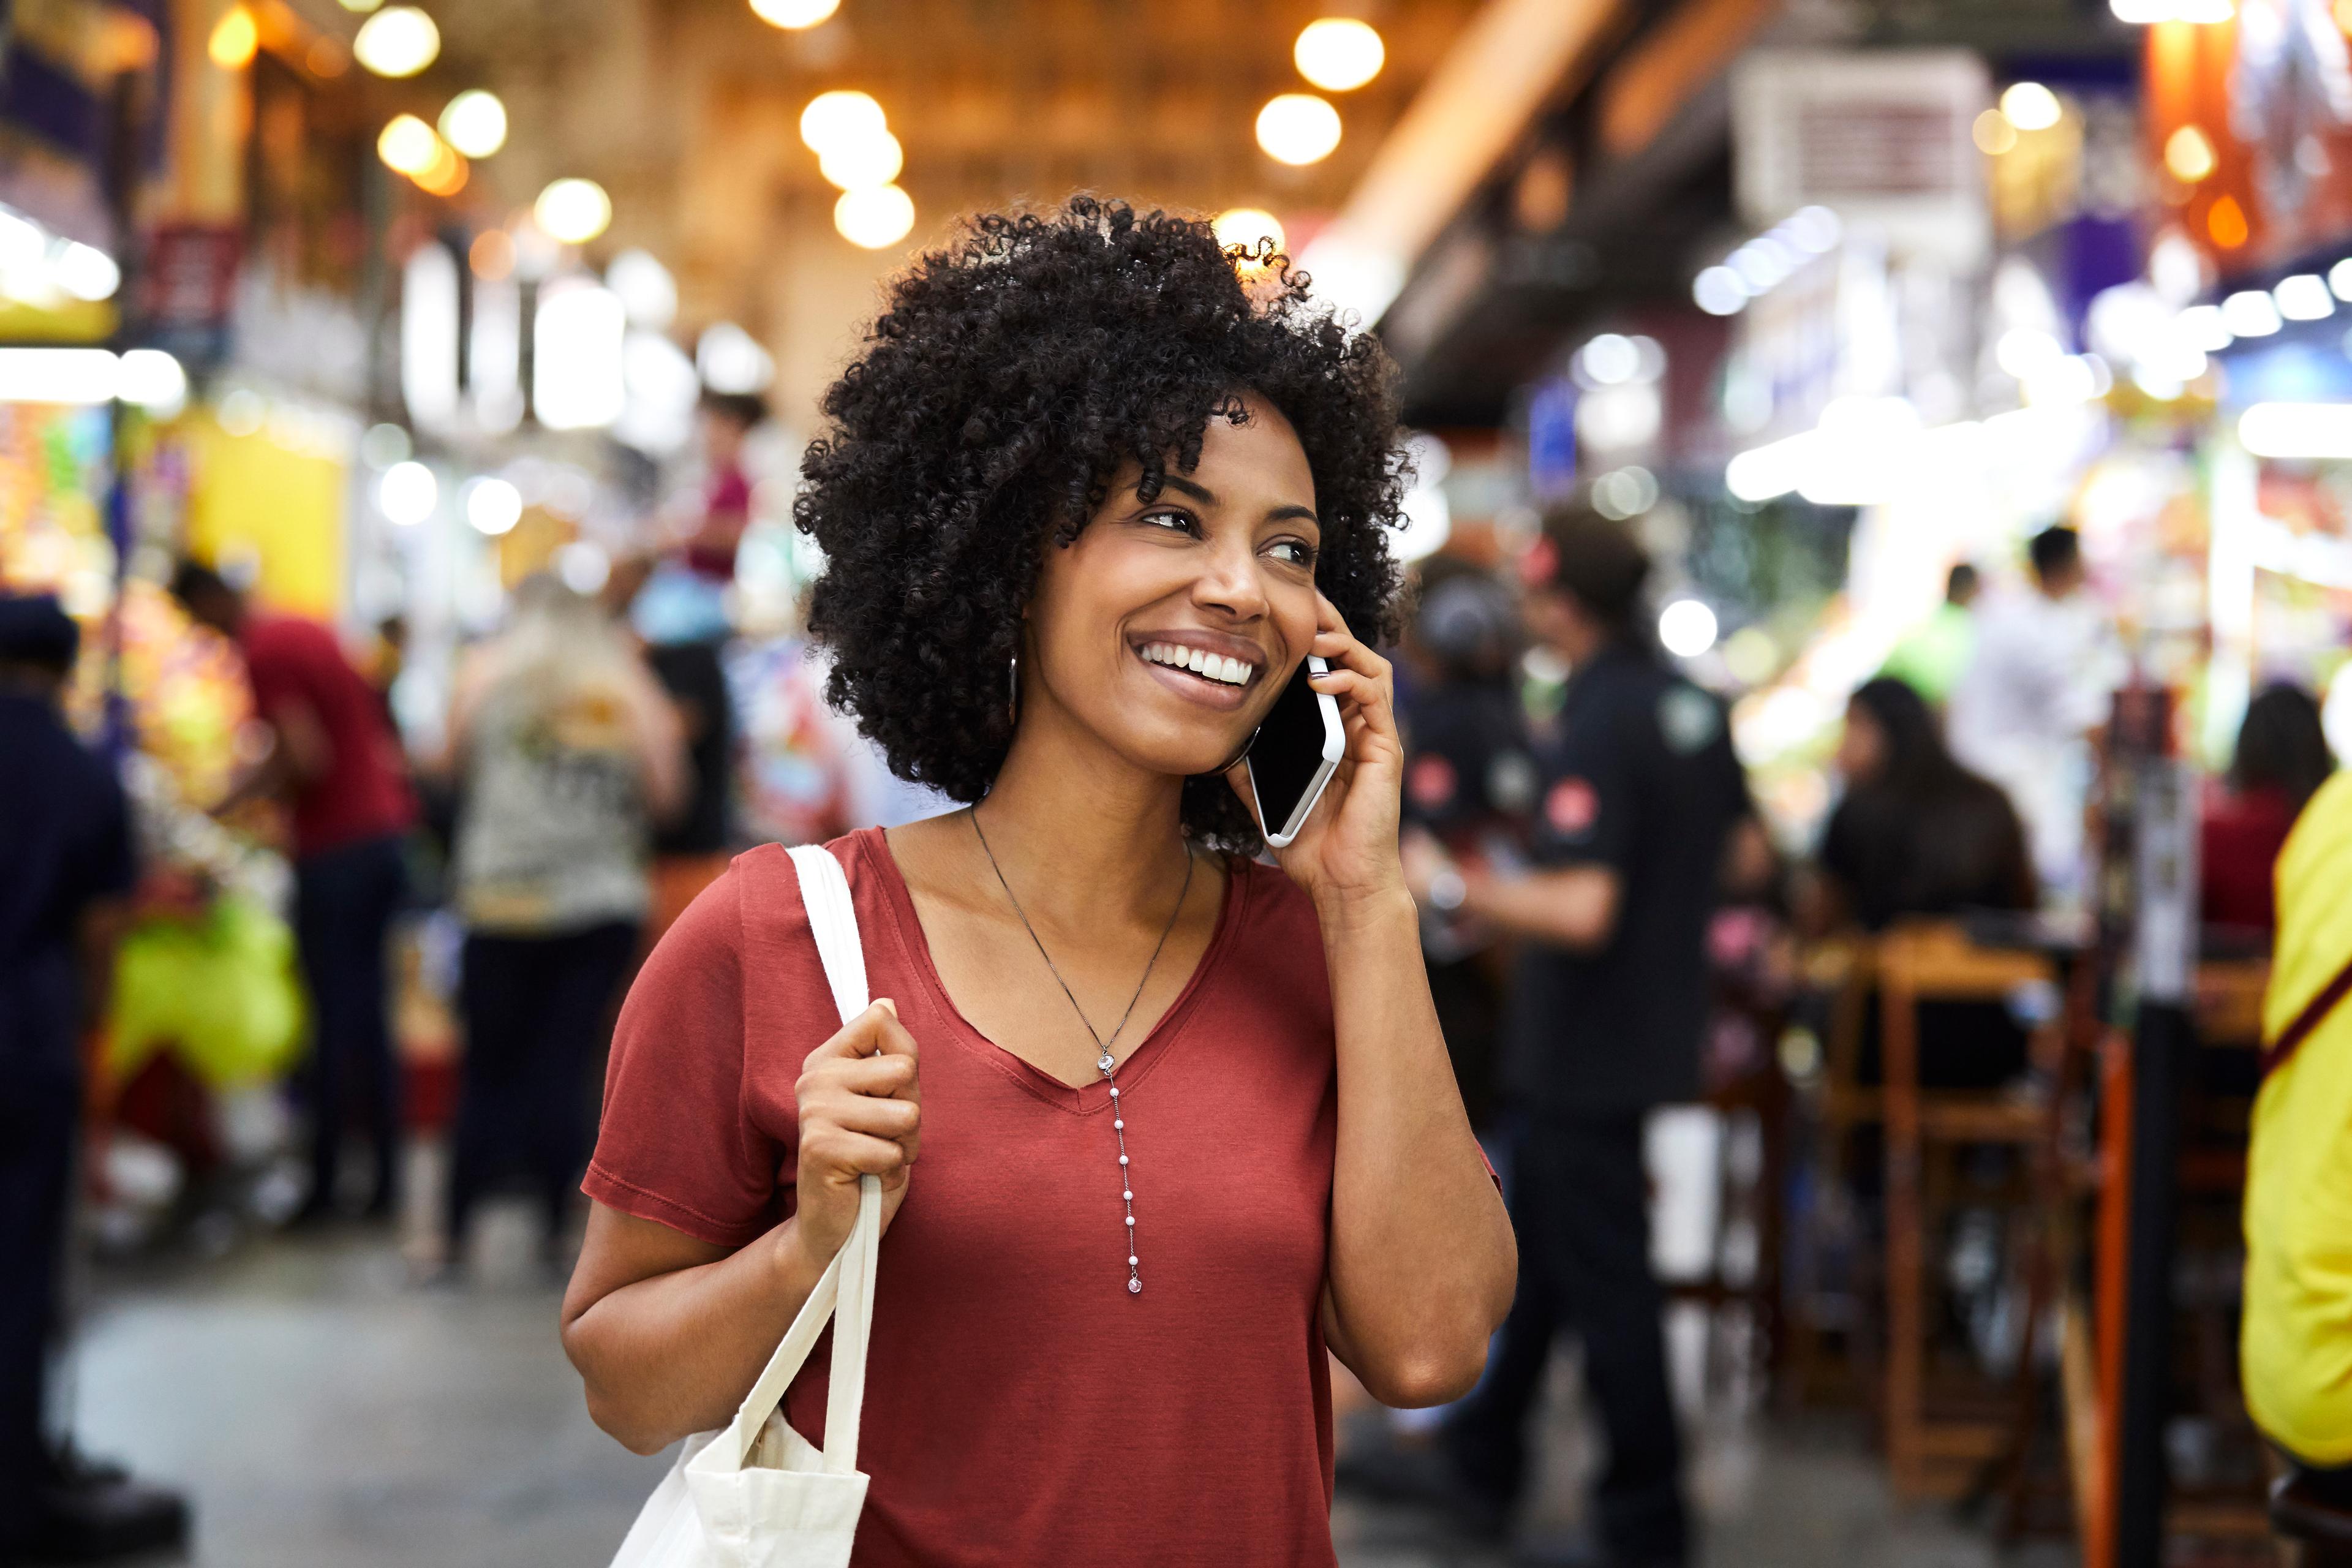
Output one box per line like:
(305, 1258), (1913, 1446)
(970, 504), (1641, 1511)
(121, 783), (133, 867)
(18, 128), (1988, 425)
(790, 843), (871, 1028)
(720, 845), (884, 1474)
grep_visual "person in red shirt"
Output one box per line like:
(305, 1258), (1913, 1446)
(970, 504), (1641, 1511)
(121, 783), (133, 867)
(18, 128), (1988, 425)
(2201, 681), (2334, 934)
(559, 198), (1515, 1566)
(172, 563), (420, 1224)
(680, 390), (764, 583)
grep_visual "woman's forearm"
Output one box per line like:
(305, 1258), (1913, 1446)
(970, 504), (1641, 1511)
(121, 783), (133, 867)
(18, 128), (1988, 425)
(562, 1214), (828, 1454)
(1317, 886), (1515, 1406)
(1460, 863), (1620, 951)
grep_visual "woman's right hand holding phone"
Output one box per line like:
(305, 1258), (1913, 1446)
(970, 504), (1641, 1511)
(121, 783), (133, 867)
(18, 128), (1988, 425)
(791, 998), (921, 1265)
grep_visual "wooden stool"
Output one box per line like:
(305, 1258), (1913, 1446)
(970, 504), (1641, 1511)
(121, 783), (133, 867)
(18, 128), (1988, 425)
(1781, 934), (1877, 1408)
(1877, 919), (2067, 1499)
(1660, 1041), (1790, 1401)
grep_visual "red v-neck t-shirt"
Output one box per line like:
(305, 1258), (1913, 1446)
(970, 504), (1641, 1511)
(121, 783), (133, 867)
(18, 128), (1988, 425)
(584, 827), (1342, 1566)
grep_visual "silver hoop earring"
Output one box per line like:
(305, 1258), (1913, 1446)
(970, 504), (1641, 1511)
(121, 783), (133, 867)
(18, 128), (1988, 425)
(1209, 726), (1261, 775)
(1006, 652), (1019, 728)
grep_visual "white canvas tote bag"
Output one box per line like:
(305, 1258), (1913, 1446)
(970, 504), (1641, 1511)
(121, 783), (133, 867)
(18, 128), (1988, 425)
(609, 843), (883, 1568)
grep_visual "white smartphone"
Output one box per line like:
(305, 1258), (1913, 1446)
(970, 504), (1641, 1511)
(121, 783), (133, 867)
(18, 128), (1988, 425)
(1248, 654), (1345, 849)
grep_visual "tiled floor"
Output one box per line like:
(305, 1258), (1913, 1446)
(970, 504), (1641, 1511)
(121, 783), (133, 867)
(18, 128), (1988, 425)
(50, 1200), (2063, 1568)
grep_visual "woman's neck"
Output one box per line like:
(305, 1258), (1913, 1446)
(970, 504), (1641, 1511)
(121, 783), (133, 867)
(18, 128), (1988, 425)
(968, 695), (1194, 930)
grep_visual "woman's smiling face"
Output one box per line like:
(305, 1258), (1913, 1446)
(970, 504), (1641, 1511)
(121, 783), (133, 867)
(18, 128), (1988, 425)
(1020, 394), (1324, 781)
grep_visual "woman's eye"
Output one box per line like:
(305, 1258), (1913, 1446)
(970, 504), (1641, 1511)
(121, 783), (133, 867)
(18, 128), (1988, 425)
(1141, 509), (1197, 534)
(1270, 540), (1317, 567)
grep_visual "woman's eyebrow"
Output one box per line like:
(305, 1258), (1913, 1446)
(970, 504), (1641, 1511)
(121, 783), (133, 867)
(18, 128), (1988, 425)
(1157, 473), (1216, 505)
(1153, 472), (1316, 526)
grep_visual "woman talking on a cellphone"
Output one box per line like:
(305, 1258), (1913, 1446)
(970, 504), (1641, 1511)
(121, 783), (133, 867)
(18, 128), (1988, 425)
(560, 197), (1515, 1566)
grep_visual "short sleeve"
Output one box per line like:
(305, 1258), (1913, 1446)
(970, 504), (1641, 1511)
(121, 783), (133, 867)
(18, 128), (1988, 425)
(1528, 708), (1633, 872)
(583, 862), (782, 1246)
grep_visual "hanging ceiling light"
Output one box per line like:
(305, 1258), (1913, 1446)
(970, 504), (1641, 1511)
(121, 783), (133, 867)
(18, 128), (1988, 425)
(353, 6), (439, 78)
(799, 90), (886, 153)
(379, 461), (437, 525)
(535, 178), (613, 245)
(751, 0), (841, 26)
(414, 142), (469, 197)
(208, 7), (258, 69)
(1212, 208), (1286, 258)
(438, 90), (507, 159)
(377, 114), (440, 176)
(1293, 19), (1383, 92)
(1999, 81), (2062, 132)
(463, 476), (523, 535)
(1256, 94), (1341, 165)
(835, 184), (914, 249)
(818, 130), (903, 190)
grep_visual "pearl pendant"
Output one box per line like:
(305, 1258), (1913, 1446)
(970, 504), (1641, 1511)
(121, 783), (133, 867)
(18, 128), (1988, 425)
(1102, 1056), (1137, 1295)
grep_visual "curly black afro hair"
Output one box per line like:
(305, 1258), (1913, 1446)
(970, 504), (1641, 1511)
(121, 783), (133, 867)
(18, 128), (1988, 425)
(794, 194), (1409, 851)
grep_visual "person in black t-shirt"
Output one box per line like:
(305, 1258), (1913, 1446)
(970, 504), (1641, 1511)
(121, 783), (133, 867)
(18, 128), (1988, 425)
(1397, 564), (1536, 1133)
(1396, 508), (1749, 1566)
(0, 595), (187, 1563)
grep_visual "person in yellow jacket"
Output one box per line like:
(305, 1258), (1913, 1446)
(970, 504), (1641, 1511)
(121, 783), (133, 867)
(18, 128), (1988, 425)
(2242, 767), (2352, 1498)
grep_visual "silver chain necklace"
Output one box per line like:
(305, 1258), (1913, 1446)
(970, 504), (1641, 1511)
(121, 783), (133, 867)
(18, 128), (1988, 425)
(970, 806), (1194, 1297)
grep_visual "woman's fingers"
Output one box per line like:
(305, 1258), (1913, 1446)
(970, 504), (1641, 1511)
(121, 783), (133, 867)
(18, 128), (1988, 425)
(799, 997), (924, 1169)
(1306, 603), (1396, 742)
(802, 1077), (922, 1169)
(799, 1125), (914, 1189)
(1311, 593), (1385, 668)
(869, 1000), (918, 1060)
(813, 1089), (921, 1142)
(824, 1052), (919, 1099)
(1311, 633), (1393, 693)
(1309, 665), (1396, 739)
(807, 999), (919, 1065)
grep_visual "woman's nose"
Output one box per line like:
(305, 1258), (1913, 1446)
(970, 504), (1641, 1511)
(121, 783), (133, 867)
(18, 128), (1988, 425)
(1191, 540), (1269, 620)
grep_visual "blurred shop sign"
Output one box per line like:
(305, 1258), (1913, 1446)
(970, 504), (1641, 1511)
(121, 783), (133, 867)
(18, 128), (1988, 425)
(1732, 50), (1992, 266)
(138, 224), (241, 371)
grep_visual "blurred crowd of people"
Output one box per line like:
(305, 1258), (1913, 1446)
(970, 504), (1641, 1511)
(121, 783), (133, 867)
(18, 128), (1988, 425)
(0, 393), (925, 1564)
(6, 470), (2348, 1563)
(1343, 512), (2348, 1559)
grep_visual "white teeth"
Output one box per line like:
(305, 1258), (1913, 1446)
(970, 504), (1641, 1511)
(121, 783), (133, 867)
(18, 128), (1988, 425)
(1140, 642), (1253, 685)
